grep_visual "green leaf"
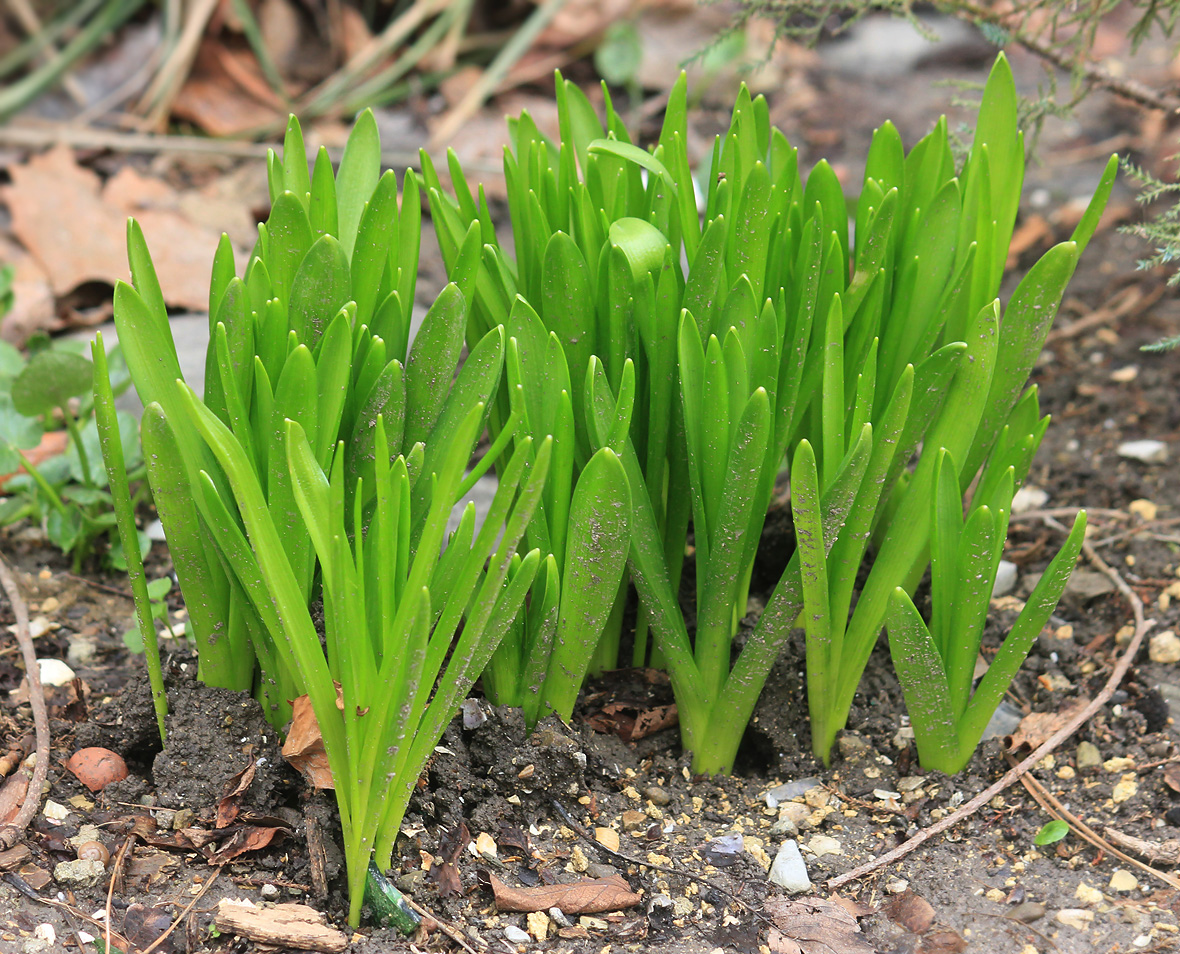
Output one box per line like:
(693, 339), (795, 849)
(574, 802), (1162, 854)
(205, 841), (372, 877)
(290, 234), (352, 352)
(336, 108), (381, 260)
(0, 393), (43, 454)
(589, 139), (676, 193)
(538, 447), (631, 720)
(11, 351), (92, 416)
(404, 283), (467, 448)
(594, 21), (642, 86)
(1035, 820), (1069, 846)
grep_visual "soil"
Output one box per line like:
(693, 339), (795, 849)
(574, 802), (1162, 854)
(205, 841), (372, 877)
(5, 16), (1180, 954)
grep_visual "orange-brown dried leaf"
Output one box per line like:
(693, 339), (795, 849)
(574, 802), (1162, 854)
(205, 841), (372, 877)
(489, 873), (642, 914)
(217, 761), (257, 828)
(281, 694), (339, 790)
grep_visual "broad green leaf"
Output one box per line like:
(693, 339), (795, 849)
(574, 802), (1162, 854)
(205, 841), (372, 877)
(11, 351), (92, 416)
(336, 108), (381, 260)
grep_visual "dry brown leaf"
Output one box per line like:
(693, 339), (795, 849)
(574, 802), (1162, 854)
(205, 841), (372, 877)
(1162, 763), (1180, 794)
(764, 896), (876, 954)
(216, 760), (257, 828)
(490, 873), (642, 914)
(172, 38), (286, 136)
(2, 146), (221, 312)
(207, 823), (288, 864)
(537, 0), (634, 48)
(918, 930), (967, 954)
(883, 889), (935, 934)
(1004, 697), (1090, 755)
(281, 693), (340, 790)
(0, 236), (55, 345)
(430, 822), (470, 898)
(215, 899), (347, 954)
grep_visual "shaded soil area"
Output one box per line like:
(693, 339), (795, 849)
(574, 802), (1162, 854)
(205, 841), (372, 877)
(4, 15), (1180, 954)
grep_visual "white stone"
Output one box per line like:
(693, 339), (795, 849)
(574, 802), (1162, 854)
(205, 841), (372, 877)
(1056, 908), (1095, 930)
(1011, 485), (1049, 513)
(1075, 882), (1103, 905)
(768, 840), (811, 893)
(992, 561), (1019, 598)
(1150, 631), (1180, 664)
(1118, 440), (1168, 463)
(503, 925), (531, 944)
(807, 835), (842, 857)
(53, 859), (105, 889)
(1109, 869), (1139, 892)
(37, 658), (75, 687)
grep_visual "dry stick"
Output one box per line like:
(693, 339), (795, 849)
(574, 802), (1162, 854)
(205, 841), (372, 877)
(827, 513), (1153, 892)
(105, 833), (137, 954)
(1015, 767), (1180, 892)
(0, 121), (486, 174)
(3, 0), (87, 105)
(403, 896), (484, 954)
(140, 868), (220, 954)
(1045, 283), (1164, 344)
(4, 870), (132, 950)
(550, 797), (758, 917)
(955, 0), (1180, 114)
(0, 556), (51, 851)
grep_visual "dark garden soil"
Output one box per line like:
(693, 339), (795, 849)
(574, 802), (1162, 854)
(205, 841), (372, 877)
(5, 18), (1180, 954)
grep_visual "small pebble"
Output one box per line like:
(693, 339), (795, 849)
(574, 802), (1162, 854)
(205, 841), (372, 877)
(53, 859), (105, 889)
(503, 925), (531, 944)
(66, 636), (97, 668)
(807, 835), (842, 857)
(1150, 631), (1180, 664)
(621, 810), (647, 832)
(644, 786), (671, 806)
(992, 560), (1018, 598)
(1010, 901), (1045, 923)
(1057, 909), (1095, 930)
(1129, 498), (1159, 521)
(885, 878), (909, 895)
(1118, 439), (1168, 463)
(1075, 882), (1103, 905)
(548, 907), (571, 928)
(570, 845), (589, 873)
(585, 863), (617, 879)
(765, 778), (822, 807)
(1110, 365), (1139, 382)
(1076, 741), (1102, 771)
(37, 658), (76, 687)
(1110, 870), (1139, 892)
(526, 911), (550, 941)
(768, 840), (811, 893)
(1112, 776), (1138, 803)
(260, 883), (280, 900)
(836, 734), (870, 760)
(42, 800), (70, 821)
(1011, 486), (1049, 513)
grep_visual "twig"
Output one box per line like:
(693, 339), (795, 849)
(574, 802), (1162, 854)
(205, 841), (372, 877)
(965, 909), (1058, 951)
(1045, 284), (1165, 344)
(428, 0), (573, 149)
(0, 556), (51, 851)
(827, 511), (1153, 891)
(4, 870), (132, 950)
(0, 120), (496, 173)
(140, 868), (220, 954)
(1092, 516), (1180, 549)
(1016, 767), (1180, 891)
(403, 895), (484, 953)
(550, 797), (758, 916)
(105, 833), (136, 954)
(3, 0), (88, 105)
(955, 0), (1180, 114)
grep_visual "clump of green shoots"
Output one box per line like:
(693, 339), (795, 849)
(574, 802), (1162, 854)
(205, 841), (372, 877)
(102, 111), (553, 926)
